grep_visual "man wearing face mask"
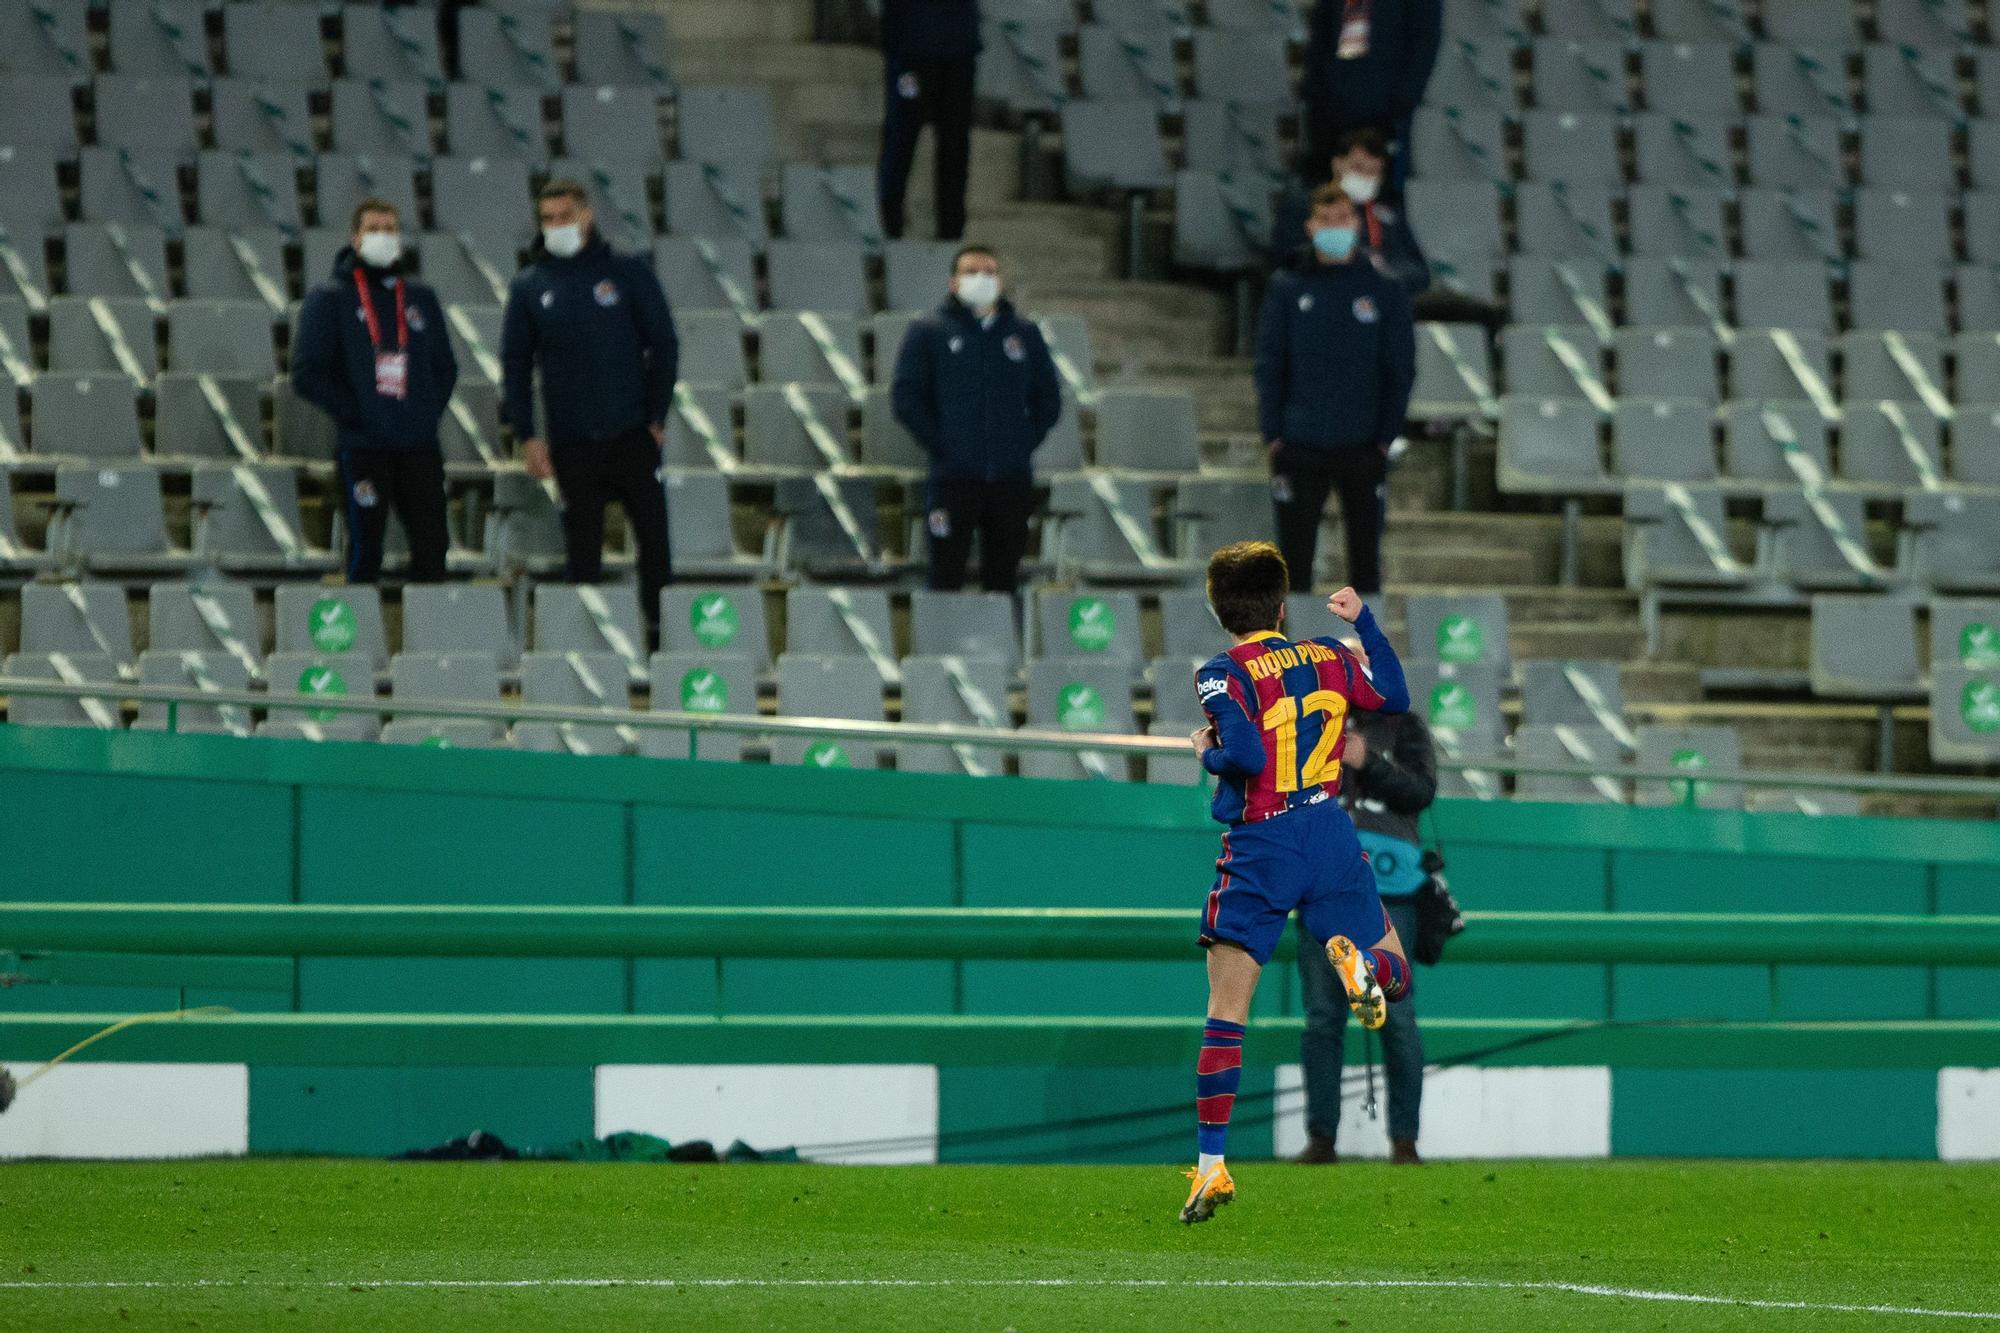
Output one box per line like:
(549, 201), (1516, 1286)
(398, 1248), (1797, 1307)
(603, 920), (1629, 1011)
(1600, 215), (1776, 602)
(292, 197), (458, 583)
(1254, 185), (1415, 595)
(1271, 130), (1429, 298)
(501, 180), (680, 643)
(890, 245), (1061, 593)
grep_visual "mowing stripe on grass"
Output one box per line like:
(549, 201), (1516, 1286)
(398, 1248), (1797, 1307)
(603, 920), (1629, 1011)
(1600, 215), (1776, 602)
(2, 1277), (1995, 1319)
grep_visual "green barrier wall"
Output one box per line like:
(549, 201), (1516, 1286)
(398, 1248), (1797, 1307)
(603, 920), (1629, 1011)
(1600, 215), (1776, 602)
(2, 725), (1997, 1159)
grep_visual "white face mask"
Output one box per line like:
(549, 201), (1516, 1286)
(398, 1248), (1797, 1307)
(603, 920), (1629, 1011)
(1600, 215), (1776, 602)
(956, 272), (1000, 310)
(1340, 171), (1381, 205)
(543, 223), (585, 259)
(356, 231), (401, 269)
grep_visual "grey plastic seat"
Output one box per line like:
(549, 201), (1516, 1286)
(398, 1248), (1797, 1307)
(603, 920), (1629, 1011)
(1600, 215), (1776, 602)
(1733, 260), (1834, 333)
(659, 584), (771, 668)
(482, 477), (570, 579)
(1427, 37), (1517, 112)
(1629, 112), (1734, 192)
(93, 75), (199, 162)
(1749, 45), (1852, 119)
(1737, 187), (1841, 263)
(1809, 593), (1923, 700)
(766, 241), (870, 316)
(415, 232), (514, 307)
(1032, 588), (1141, 671)
(0, 153), (63, 235)
(870, 311), (917, 386)
(386, 651), (504, 744)
(674, 85), (775, 172)
(147, 581), (262, 666)
(1540, 0), (1634, 37)
(457, 9), (560, 93)
(50, 463), (186, 570)
(1190, 28), (1287, 100)
(662, 383), (736, 471)
(512, 651), (636, 755)
(1767, 485), (1890, 589)
(860, 385), (924, 471)
(1021, 657), (1138, 782)
(1861, 44), (1961, 121)
(1728, 329), (1833, 401)
(1932, 664), (2000, 763)
(643, 652), (755, 763)
(531, 583), (649, 680)
(1843, 331), (1945, 406)
(1060, 99), (1172, 193)
(1634, 724), (1743, 808)
(784, 585), (896, 668)
(910, 590), (1020, 670)
(1722, 400), (1828, 482)
(1402, 180), (1504, 261)
(221, 3), (328, 85)
(662, 159), (769, 248)
(674, 310), (750, 388)
(1, 1), (91, 83)
(1403, 659), (1506, 755)
(1860, 116), (1955, 192)
(209, 79), (315, 158)
(1622, 481), (1755, 588)
(1409, 321), (1496, 420)
(1507, 258), (1611, 327)
(1499, 325), (1605, 399)
(1406, 594), (1510, 671)
(1612, 397), (1717, 481)
(0, 75), (79, 157)
(573, 10), (674, 89)
(274, 583), (389, 669)
(1626, 188), (1728, 260)
(1514, 724), (1627, 804)
(1840, 401), (1943, 488)
(328, 79), (436, 159)
(1, 470), (55, 567)
(1497, 395), (1606, 493)
(1515, 183), (1618, 261)
(1442, 0), (1530, 41)
(19, 582), (136, 665)
(1, 652), (124, 728)
(1046, 474), (1180, 581)
(1650, 0), (1751, 41)
(1957, 265), (2000, 332)
(1875, 0), (1972, 45)
(1174, 476), (1277, 557)
(773, 653), (885, 769)
(1181, 98), (1290, 178)
(1095, 387), (1199, 472)
(1953, 404), (2000, 487)
(30, 374), (146, 457)
(402, 583), (516, 669)
(438, 301), (502, 382)
(561, 84), (665, 164)
(1744, 114), (1844, 189)
(742, 383), (847, 471)
(881, 240), (957, 314)
(976, 18), (1068, 114)
(1531, 38), (1629, 113)
(779, 164), (882, 246)
(431, 156), (538, 247)
(1973, 119), (2000, 192)
(62, 223), (170, 301)
(340, 4), (445, 83)
(134, 651), (254, 734)
(1409, 106), (1509, 183)
(1966, 192), (2000, 265)
(1076, 24), (1178, 105)
(1157, 586), (1228, 661)
(1520, 658), (1628, 730)
(758, 311), (864, 388)
(316, 155), (424, 234)
(1623, 256), (1727, 325)
(182, 227), (291, 305)
(445, 82), (551, 164)
(1848, 262), (1948, 334)
(1854, 189), (1953, 265)
(190, 463), (330, 572)
(168, 301), (279, 376)
(1521, 110), (1623, 185)
(1615, 328), (1719, 402)
(1170, 168), (1274, 273)
(196, 150), (304, 231)
(653, 235), (756, 314)
(1638, 43), (1738, 118)
(897, 655), (1014, 776)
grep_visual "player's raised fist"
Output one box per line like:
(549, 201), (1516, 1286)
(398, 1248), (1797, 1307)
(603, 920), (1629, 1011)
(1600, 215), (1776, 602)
(1327, 587), (1364, 622)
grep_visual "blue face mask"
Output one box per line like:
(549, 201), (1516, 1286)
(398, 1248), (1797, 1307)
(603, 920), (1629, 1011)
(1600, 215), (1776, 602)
(1312, 225), (1358, 261)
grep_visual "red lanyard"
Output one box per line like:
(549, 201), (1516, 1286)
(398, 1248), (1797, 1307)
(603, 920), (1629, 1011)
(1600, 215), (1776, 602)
(1364, 203), (1382, 249)
(353, 269), (407, 353)
(1342, 0), (1370, 22)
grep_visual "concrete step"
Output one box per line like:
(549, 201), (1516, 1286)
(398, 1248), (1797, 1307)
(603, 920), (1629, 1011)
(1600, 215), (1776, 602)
(1015, 279), (1232, 362)
(1374, 512), (1624, 591)
(656, 0), (816, 44)
(1660, 605), (1812, 673)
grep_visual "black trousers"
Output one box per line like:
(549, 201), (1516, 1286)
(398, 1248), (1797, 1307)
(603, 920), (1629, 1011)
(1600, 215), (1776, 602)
(339, 445), (448, 584)
(926, 476), (1035, 593)
(877, 54), (976, 241)
(549, 427), (674, 632)
(1272, 444), (1388, 595)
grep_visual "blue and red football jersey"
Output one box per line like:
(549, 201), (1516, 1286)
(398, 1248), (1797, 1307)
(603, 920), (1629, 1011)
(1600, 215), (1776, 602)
(1195, 606), (1409, 825)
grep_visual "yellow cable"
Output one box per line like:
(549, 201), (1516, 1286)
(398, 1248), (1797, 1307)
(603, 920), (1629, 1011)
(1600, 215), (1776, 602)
(11, 1005), (236, 1094)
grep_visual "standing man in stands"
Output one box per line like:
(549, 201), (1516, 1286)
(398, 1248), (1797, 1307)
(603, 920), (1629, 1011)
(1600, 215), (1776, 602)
(1300, 0), (1442, 198)
(1255, 185), (1416, 594)
(1293, 632), (1438, 1166)
(892, 244), (1061, 593)
(292, 197), (457, 585)
(877, 0), (980, 240)
(501, 180), (679, 645)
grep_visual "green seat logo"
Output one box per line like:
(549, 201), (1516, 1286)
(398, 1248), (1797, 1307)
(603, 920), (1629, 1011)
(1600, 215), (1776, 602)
(1428, 681), (1476, 730)
(1068, 596), (1115, 652)
(1437, 615), (1483, 664)
(690, 593), (739, 649)
(1057, 683), (1106, 731)
(1961, 622), (2000, 670)
(1670, 747), (1712, 800)
(1964, 679), (2000, 734)
(297, 665), (347, 723)
(803, 740), (851, 768)
(308, 597), (356, 653)
(680, 668), (728, 713)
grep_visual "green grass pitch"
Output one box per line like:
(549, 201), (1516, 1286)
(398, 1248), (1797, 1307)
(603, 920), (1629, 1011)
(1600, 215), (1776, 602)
(2, 1159), (1996, 1329)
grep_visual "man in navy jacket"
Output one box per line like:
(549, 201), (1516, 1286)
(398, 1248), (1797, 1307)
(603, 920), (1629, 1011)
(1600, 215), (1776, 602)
(1255, 186), (1416, 596)
(891, 245), (1061, 593)
(877, 0), (980, 240)
(292, 196), (458, 583)
(501, 180), (680, 641)
(1301, 0), (1442, 196)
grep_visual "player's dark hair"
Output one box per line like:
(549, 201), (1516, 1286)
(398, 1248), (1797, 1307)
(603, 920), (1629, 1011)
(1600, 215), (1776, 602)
(1308, 182), (1355, 215)
(1206, 541), (1290, 636)
(1333, 127), (1390, 162)
(537, 178), (589, 206)
(952, 243), (998, 272)
(349, 196), (398, 233)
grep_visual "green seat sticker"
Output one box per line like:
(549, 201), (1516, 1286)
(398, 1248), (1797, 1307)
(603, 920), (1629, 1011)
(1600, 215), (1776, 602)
(1963, 679), (2000, 735)
(690, 593), (739, 649)
(1057, 683), (1106, 731)
(1670, 747), (1712, 800)
(1961, 622), (2000, 670)
(803, 740), (851, 768)
(1428, 681), (1477, 730)
(1436, 615), (1483, 664)
(680, 668), (728, 713)
(297, 665), (347, 723)
(308, 597), (356, 653)
(1068, 596), (1115, 652)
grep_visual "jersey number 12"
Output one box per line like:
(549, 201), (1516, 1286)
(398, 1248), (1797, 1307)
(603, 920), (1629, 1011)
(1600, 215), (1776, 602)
(1261, 690), (1347, 793)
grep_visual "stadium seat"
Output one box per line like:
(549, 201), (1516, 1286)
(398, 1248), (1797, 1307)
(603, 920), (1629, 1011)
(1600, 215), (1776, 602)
(1622, 482), (1758, 589)
(182, 227), (292, 305)
(134, 651), (254, 734)
(1862, 44), (1962, 121)
(1766, 485), (1890, 589)
(1614, 328), (1720, 403)
(274, 583), (390, 671)
(1173, 477), (1278, 558)
(1158, 586), (1230, 661)
(664, 383), (737, 470)
(1170, 169), (1274, 273)
(976, 19), (1068, 114)
(667, 470), (769, 581)
(49, 298), (159, 379)
(1727, 330), (1833, 403)
(417, 232), (515, 307)
(1520, 110), (1623, 185)
(0, 652), (124, 728)
(531, 583), (649, 681)
(1840, 402), (1944, 489)
(1505, 326), (1608, 404)
(1634, 724), (1743, 809)
(49, 464), (187, 572)
(860, 385), (926, 472)
(329, 80), (436, 159)
(1743, 114), (1844, 190)
(643, 652), (756, 763)
(1650, 0), (1751, 42)
(676, 311), (751, 389)
(221, 3), (329, 86)
(190, 464), (332, 573)
(663, 160), (770, 249)
(1427, 37), (1517, 112)
(1404, 180), (1505, 261)
(1809, 593), (1924, 701)
(1020, 657), (1138, 782)
(168, 301), (279, 377)
(1519, 658), (1630, 736)
(62, 223), (171, 301)
(318, 156), (425, 235)
(1406, 594), (1511, 672)
(93, 75), (200, 163)
(1853, 189), (1953, 266)
(147, 582), (263, 668)
(1181, 99), (1290, 179)
(772, 653), (885, 769)
(1722, 400), (1829, 483)
(1402, 659), (1507, 762)
(1848, 263), (1949, 335)
(1906, 492), (2000, 595)
(897, 654), (1014, 776)
(259, 649), (383, 741)
(1, 1), (90, 83)
(30, 374), (146, 459)
(209, 80), (315, 159)
(1190, 29), (1288, 100)
(882, 240), (958, 314)
(402, 583), (517, 670)
(1031, 588), (1142, 673)
(766, 242), (871, 316)
(1076, 25), (1178, 105)
(1927, 598), (2000, 762)
(742, 383), (849, 471)
(431, 156), (539, 247)
(1514, 183), (1618, 262)
(445, 82), (552, 164)
(1749, 45), (1852, 119)
(513, 651), (637, 755)
(456, 9), (561, 94)
(19, 581), (136, 666)
(909, 590), (1021, 671)
(1623, 256), (1727, 325)
(1611, 397), (1718, 481)
(79, 147), (190, 228)
(573, 10), (674, 90)
(660, 585), (772, 668)
(1514, 724), (1627, 804)
(340, 4), (447, 84)
(674, 85), (776, 171)
(1842, 332), (1945, 407)
(1409, 106), (1509, 183)
(1530, 38), (1630, 113)
(785, 586), (897, 669)
(1733, 260), (1835, 334)
(1638, 44), (1739, 118)
(385, 651), (505, 745)
(1859, 116), (1955, 192)
(0, 75), (79, 157)
(779, 164), (883, 248)
(1876, 0), (1973, 46)
(1497, 395), (1610, 494)
(561, 84), (666, 166)
(1044, 474), (1184, 584)
(1094, 388), (1200, 473)
(1625, 190), (1729, 261)
(1506, 258), (1611, 327)
(1629, 113), (1734, 192)
(654, 235), (758, 315)
(1059, 100), (1172, 192)
(1737, 187), (1841, 263)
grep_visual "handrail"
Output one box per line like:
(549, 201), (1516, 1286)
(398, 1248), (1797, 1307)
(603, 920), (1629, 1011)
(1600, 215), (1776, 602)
(2, 675), (1997, 799)
(7, 904), (2000, 966)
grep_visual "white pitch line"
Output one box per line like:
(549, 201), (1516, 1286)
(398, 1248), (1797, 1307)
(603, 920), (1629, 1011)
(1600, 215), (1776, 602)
(1, 1276), (1995, 1319)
